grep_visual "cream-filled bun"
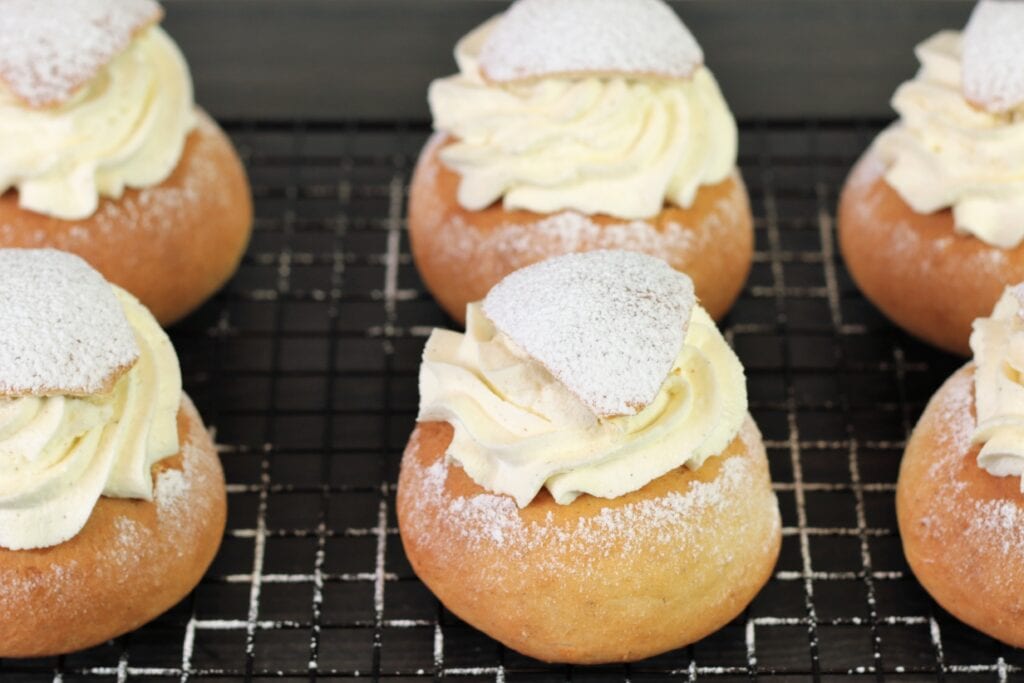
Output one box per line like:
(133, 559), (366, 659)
(839, 0), (1024, 355)
(0, 0), (252, 326)
(0, 248), (225, 658)
(408, 0), (753, 325)
(899, 284), (1024, 646)
(397, 250), (780, 663)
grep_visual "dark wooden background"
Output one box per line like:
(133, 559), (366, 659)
(163, 0), (975, 122)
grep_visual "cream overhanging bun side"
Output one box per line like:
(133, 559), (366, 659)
(0, 0), (252, 326)
(839, 0), (1024, 355)
(397, 250), (780, 664)
(0, 248), (226, 658)
(408, 0), (753, 325)
(898, 284), (1024, 647)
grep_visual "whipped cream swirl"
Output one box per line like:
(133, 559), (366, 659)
(427, 17), (737, 220)
(874, 31), (1024, 249)
(0, 287), (181, 550)
(0, 25), (196, 220)
(418, 302), (746, 507)
(970, 285), (1024, 488)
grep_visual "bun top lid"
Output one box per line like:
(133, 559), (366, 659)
(962, 0), (1024, 113)
(481, 250), (696, 418)
(0, 249), (139, 398)
(477, 0), (704, 84)
(0, 0), (163, 108)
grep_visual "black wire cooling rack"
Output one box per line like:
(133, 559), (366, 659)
(1, 120), (1019, 681)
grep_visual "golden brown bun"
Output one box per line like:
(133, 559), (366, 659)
(0, 395), (226, 658)
(0, 109), (253, 326)
(898, 365), (1024, 646)
(397, 418), (781, 664)
(409, 133), (753, 325)
(838, 151), (1024, 356)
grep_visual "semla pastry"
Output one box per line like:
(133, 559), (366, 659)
(409, 0), (753, 325)
(839, 0), (1024, 354)
(899, 284), (1024, 646)
(0, 249), (226, 657)
(0, 0), (252, 325)
(397, 250), (780, 663)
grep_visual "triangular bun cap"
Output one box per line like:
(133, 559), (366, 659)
(0, 0), (163, 108)
(478, 0), (703, 83)
(0, 249), (139, 398)
(482, 250), (695, 418)
(962, 0), (1024, 113)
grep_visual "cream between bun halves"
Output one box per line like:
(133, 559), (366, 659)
(0, 0), (252, 325)
(0, 249), (226, 658)
(408, 0), (753, 325)
(840, 0), (1024, 354)
(397, 250), (780, 664)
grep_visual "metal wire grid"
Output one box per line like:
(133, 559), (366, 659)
(0, 120), (1019, 681)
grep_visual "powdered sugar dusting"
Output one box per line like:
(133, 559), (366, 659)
(0, 249), (138, 397)
(479, 0), (702, 83)
(441, 207), (735, 273)
(156, 468), (188, 516)
(405, 439), (758, 575)
(0, 559), (79, 615)
(0, 0), (162, 108)
(482, 250), (694, 417)
(156, 409), (211, 546)
(496, 212), (699, 257)
(970, 498), (1024, 560)
(962, 0), (1024, 113)
(110, 515), (148, 569)
(928, 369), (977, 459)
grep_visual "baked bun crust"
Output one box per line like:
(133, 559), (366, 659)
(838, 151), (1024, 356)
(409, 133), (753, 325)
(397, 418), (781, 664)
(0, 395), (226, 658)
(0, 109), (253, 326)
(898, 365), (1024, 646)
